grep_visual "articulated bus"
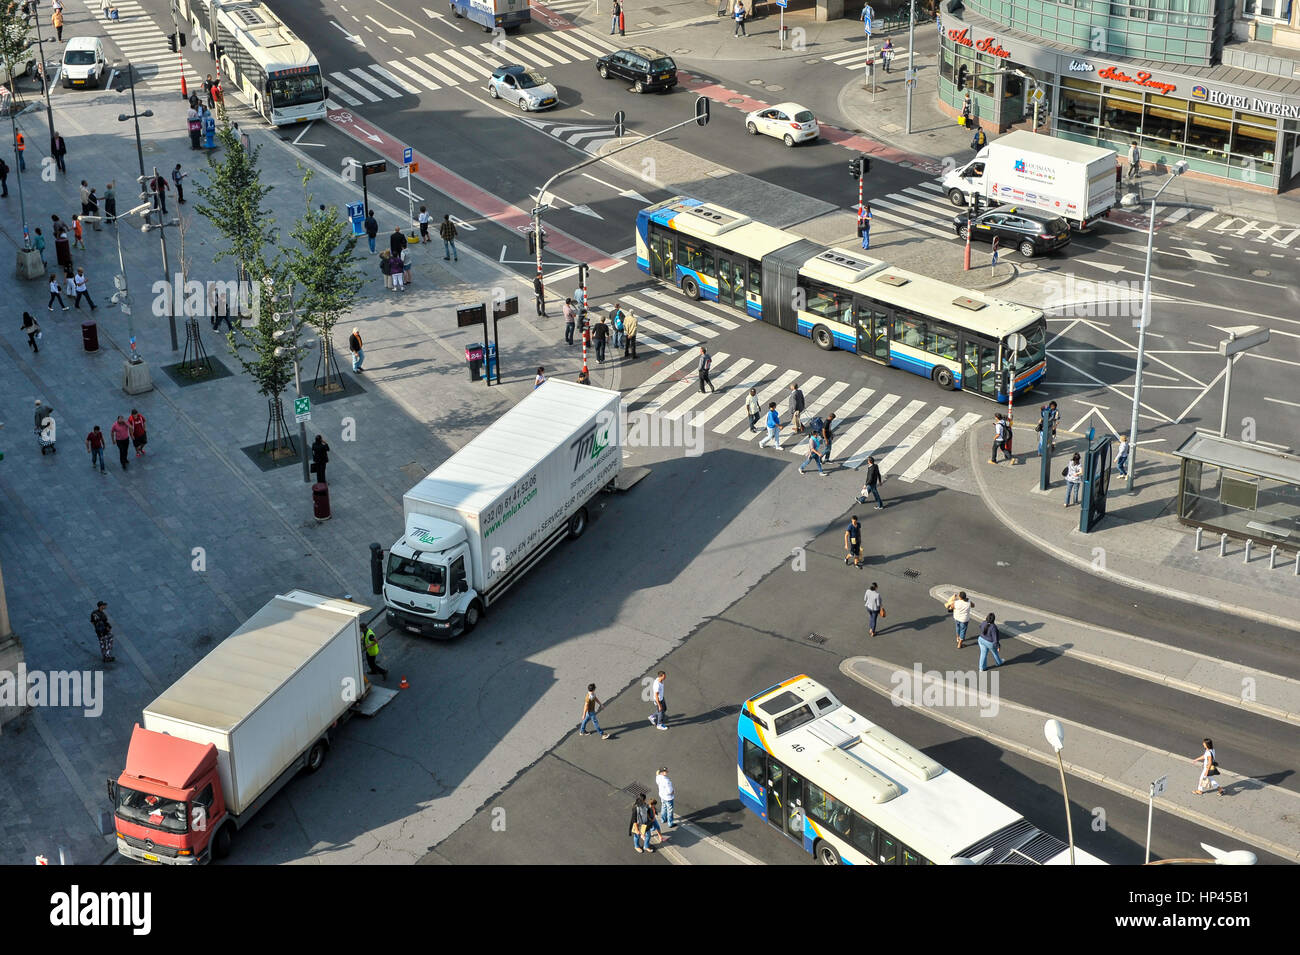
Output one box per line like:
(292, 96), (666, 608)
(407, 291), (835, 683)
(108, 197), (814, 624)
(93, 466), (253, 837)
(738, 676), (1107, 865)
(176, 0), (328, 125)
(635, 197), (1047, 402)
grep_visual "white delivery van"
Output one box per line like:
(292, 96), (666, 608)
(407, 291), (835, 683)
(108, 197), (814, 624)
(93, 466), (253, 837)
(384, 379), (622, 638)
(62, 37), (107, 89)
(942, 131), (1117, 229)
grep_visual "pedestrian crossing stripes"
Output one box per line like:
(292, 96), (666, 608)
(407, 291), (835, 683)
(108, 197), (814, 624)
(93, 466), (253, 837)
(76, 0), (202, 92)
(322, 29), (621, 106)
(821, 45), (909, 72)
(523, 119), (619, 155)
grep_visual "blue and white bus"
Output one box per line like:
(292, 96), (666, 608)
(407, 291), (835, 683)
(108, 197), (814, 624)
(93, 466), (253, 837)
(738, 675), (1107, 865)
(636, 197), (1046, 402)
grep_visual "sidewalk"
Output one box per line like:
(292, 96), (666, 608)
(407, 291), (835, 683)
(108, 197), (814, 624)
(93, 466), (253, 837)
(967, 425), (1300, 632)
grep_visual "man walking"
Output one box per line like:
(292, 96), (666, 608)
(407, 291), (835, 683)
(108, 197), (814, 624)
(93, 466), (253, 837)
(733, 0), (747, 37)
(578, 683), (611, 739)
(844, 515), (863, 567)
(864, 583), (883, 637)
(622, 307), (638, 358)
(14, 129), (24, 171)
(745, 387), (761, 432)
(990, 412), (1007, 464)
(758, 401), (782, 449)
(110, 415), (131, 469)
(85, 425), (107, 473)
(72, 267), (97, 310)
(787, 381), (805, 433)
(364, 209), (379, 253)
(656, 767), (676, 828)
(48, 274), (68, 310)
(91, 601), (115, 662)
(362, 625), (388, 678)
(649, 670), (667, 730)
(311, 434), (330, 483)
(439, 213), (458, 261)
(172, 164), (187, 204)
(799, 432), (826, 475)
(1127, 141), (1140, 181)
(348, 327), (364, 373)
(820, 413), (837, 462)
(697, 345), (716, 393)
(592, 316), (609, 362)
(863, 455), (885, 508)
(50, 131), (67, 174)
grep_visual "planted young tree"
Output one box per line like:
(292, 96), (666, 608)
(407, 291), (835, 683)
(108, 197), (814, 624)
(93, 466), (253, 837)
(284, 168), (364, 394)
(0, 4), (32, 102)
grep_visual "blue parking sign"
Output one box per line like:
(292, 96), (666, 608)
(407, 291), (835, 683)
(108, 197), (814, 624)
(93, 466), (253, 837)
(862, 3), (874, 35)
(403, 146), (413, 165)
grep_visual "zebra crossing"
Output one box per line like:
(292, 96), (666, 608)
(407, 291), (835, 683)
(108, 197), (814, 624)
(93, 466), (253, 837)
(75, 0), (202, 91)
(611, 288), (983, 483)
(1159, 206), (1300, 249)
(535, 0), (596, 17)
(821, 45), (910, 73)
(325, 28), (621, 106)
(523, 119), (618, 154)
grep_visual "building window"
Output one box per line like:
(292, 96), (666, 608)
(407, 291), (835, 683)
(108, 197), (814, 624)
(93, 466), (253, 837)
(1144, 94), (1188, 149)
(1059, 78), (1102, 132)
(1103, 86), (1145, 136)
(1243, 0), (1288, 19)
(1232, 118), (1278, 175)
(1186, 102), (1232, 163)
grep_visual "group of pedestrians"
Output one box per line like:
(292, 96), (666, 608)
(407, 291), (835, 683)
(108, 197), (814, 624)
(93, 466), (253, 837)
(628, 768), (675, 853)
(84, 410), (148, 471)
(943, 591), (1003, 670)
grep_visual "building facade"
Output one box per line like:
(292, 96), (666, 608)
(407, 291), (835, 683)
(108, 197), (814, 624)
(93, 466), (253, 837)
(935, 0), (1300, 191)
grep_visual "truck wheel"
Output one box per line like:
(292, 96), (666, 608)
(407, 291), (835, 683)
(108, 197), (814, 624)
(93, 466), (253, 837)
(305, 739), (328, 774)
(815, 840), (841, 865)
(450, 2), (461, 16)
(681, 276), (699, 300)
(811, 325), (834, 351)
(948, 188), (968, 206)
(463, 600), (483, 633)
(567, 507), (588, 539)
(212, 825), (233, 860)
(934, 367), (956, 390)
(1019, 239), (1036, 258)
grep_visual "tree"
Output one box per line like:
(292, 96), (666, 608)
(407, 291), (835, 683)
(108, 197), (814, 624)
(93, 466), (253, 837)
(284, 167), (364, 393)
(0, 3), (33, 103)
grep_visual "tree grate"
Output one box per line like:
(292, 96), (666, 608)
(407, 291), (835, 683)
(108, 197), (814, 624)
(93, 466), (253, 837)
(806, 632), (828, 645)
(903, 569), (920, 579)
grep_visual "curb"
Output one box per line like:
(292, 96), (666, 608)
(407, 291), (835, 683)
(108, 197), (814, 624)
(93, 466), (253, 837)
(966, 428), (1300, 634)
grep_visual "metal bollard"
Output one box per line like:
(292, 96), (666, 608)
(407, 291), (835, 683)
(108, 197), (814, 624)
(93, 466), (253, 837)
(1270, 544), (1278, 570)
(1219, 533), (1228, 557)
(1243, 539), (1252, 563)
(1295, 551), (1299, 576)
(1194, 527), (1202, 551)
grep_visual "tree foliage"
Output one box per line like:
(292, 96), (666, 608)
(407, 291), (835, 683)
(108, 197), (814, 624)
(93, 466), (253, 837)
(0, 3), (33, 99)
(194, 121), (274, 287)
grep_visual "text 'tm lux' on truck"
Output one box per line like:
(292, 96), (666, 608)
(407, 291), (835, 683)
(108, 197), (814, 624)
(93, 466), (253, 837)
(383, 379), (623, 639)
(108, 591), (388, 864)
(941, 130), (1118, 230)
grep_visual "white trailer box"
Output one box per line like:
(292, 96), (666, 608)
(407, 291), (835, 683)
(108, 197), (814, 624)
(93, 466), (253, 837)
(140, 591), (367, 816)
(385, 379), (622, 638)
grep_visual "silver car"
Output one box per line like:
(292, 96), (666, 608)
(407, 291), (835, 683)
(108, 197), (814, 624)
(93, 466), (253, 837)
(745, 102), (819, 146)
(488, 64), (559, 111)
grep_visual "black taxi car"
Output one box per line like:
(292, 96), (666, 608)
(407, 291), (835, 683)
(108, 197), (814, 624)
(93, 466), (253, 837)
(596, 46), (678, 93)
(953, 205), (1071, 258)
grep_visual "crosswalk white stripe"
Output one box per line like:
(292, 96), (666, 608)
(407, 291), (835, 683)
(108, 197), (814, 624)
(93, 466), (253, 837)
(623, 349), (701, 407)
(715, 370), (801, 435)
(686, 362), (777, 430)
(568, 130), (614, 148)
(408, 55), (460, 86)
(622, 295), (719, 338)
(821, 388), (876, 461)
(326, 85), (362, 106)
(831, 394), (900, 469)
(888, 190), (955, 219)
(662, 358), (753, 422)
(350, 67), (403, 98)
(467, 44), (520, 69)
(869, 202), (953, 239)
(371, 65), (420, 95)
(329, 72), (382, 102)
(509, 35), (565, 65)
(877, 405), (951, 475)
(899, 186), (957, 213)
(641, 353), (730, 414)
(641, 288), (745, 328)
(630, 331), (676, 355)
(1162, 207), (1190, 224)
(386, 59), (442, 91)
(740, 376), (825, 442)
(841, 398), (924, 471)
(915, 180), (946, 194)
(822, 48), (868, 63)
(637, 318), (701, 348)
(442, 48), (494, 78)
(527, 31), (587, 63)
(1188, 211), (1218, 228)
(786, 381), (849, 455)
(558, 29), (617, 56)
(898, 411), (981, 482)
(427, 51), (482, 83)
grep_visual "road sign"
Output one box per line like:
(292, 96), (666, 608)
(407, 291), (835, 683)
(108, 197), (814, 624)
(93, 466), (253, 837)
(408, 161), (419, 174)
(457, 303), (487, 328)
(1151, 775), (1168, 797)
(1029, 88), (1045, 103)
(776, 0), (787, 6)
(1217, 324), (1269, 356)
(531, 204), (550, 216)
(402, 146), (413, 165)
(294, 396), (311, 423)
(613, 109), (625, 138)
(905, 68), (917, 82)
(362, 159), (387, 176)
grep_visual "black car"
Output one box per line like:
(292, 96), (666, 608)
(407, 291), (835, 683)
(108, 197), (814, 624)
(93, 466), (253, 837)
(953, 205), (1071, 258)
(596, 46), (677, 93)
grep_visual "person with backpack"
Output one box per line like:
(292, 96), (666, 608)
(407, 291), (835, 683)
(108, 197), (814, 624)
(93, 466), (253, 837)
(990, 412), (1007, 464)
(610, 302), (625, 350)
(127, 409), (148, 457)
(90, 601), (115, 662)
(1001, 414), (1014, 461)
(697, 345), (716, 392)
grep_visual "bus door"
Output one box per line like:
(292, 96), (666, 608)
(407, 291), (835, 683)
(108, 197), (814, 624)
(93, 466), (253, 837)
(715, 253), (747, 312)
(764, 758), (805, 842)
(961, 337), (999, 398)
(648, 230), (674, 282)
(854, 301), (890, 363)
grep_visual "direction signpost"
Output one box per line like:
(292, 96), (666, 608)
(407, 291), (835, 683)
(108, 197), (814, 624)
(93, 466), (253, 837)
(294, 396), (312, 423)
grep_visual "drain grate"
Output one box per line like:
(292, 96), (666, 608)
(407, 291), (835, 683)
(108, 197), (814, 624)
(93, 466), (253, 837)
(903, 568), (920, 579)
(806, 632), (828, 645)
(621, 781), (650, 799)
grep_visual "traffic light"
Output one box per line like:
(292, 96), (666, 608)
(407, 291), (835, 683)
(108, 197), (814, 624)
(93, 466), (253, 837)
(527, 229), (546, 254)
(167, 33), (176, 53)
(957, 64), (969, 91)
(694, 96), (710, 128)
(848, 156), (869, 180)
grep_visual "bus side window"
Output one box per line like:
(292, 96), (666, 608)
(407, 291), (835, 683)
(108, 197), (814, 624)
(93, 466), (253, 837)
(850, 812), (878, 859)
(893, 315), (926, 349)
(878, 830), (900, 864)
(742, 738), (766, 782)
(749, 262), (761, 298)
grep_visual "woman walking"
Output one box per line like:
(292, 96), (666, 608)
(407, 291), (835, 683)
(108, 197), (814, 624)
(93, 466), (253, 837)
(946, 591), (973, 649)
(21, 311), (41, 352)
(864, 582), (883, 637)
(628, 793), (654, 853)
(1191, 737), (1223, 796)
(977, 613), (1004, 671)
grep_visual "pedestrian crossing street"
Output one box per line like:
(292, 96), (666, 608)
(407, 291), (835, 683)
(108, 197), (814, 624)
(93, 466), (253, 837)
(76, 0), (202, 92)
(326, 28), (621, 106)
(611, 288), (983, 483)
(821, 44), (910, 73)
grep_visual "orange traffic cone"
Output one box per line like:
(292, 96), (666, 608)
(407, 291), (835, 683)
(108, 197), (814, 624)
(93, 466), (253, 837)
(399, 675), (409, 689)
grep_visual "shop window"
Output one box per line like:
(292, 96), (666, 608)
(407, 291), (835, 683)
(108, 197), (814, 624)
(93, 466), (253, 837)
(1060, 79), (1102, 129)
(1104, 92), (1145, 136)
(1145, 95), (1187, 147)
(1233, 121), (1277, 164)
(940, 45), (956, 83)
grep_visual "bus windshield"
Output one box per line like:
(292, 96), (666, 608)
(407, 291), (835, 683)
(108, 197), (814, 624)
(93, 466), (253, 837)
(1010, 321), (1046, 372)
(269, 71), (325, 109)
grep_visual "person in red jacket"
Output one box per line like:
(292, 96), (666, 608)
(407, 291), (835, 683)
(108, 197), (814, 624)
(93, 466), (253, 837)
(110, 416), (131, 470)
(85, 425), (106, 473)
(127, 409), (148, 457)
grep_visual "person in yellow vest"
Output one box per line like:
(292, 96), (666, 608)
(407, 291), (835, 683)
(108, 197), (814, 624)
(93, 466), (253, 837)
(362, 626), (388, 678)
(15, 130), (24, 172)
(52, 7), (64, 42)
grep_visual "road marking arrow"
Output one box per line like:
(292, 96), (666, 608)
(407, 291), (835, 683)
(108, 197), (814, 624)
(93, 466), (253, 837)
(580, 173), (648, 204)
(569, 204), (604, 221)
(366, 14), (416, 36)
(423, 5), (464, 31)
(1176, 247), (1222, 264)
(331, 20), (366, 47)
(449, 214), (476, 232)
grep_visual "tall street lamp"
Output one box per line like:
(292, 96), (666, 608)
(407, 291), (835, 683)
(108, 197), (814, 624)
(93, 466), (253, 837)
(1044, 719), (1075, 865)
(140, 167), (179, 352)
(83, 201), (154, 394)
(116, 60), (153, 196)
(1120, 159), (1187, 492)
(26, 0), (55, 141)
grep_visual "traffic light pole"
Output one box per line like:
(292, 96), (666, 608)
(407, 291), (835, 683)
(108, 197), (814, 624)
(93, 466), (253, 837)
(904, 0), (916, 134)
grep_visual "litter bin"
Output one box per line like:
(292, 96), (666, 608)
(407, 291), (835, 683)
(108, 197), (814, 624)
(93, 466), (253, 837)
(81, 321), (99, 352)
(312, 482), (331, 520)
(466, 343), (484, 382)
(485, 341), (498, 381)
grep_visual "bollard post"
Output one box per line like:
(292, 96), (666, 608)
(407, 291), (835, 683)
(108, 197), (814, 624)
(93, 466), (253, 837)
(1194, 527), (1202, 551)
(1270, 544), (1277, 570)
(1295, 551), (1299, 576)
(1219, 533), (1228, 557)
(1243, 539), (1252, 563)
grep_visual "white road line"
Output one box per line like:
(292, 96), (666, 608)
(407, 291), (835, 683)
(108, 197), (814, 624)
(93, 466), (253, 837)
(350, 66), (403, 97)
(446, 48), (496, 77)
(623, 295), (721, 337)
(662, 358), (753, 421)
(622, 349), (699, 406)
(326, 85), (362, 106)
(741, 377), (824, 442)
(633, 331), (675, 355)
(642, 352), (730, 415)
(899, 411), (982, 482)
(869, 202), (954, 238)
(641, 288), (745, 328)
(877, 405), (951, 475)
(529, 31), (589, 63)
(1162, 207), (1190, 224)
(1274, 228), (1300, 247)
(329, 72), (381, 102)
(385, 59), (441, 91)
(1187, 211), (1219, 228)
(716, 370), (801, 435)
(833, 395), (903, 470)
(687, 362), (777, 430)
(508, 35), (563, 65)
(370, 65), (420, 94)
(559, 30), (617, 57)
(407, 55), (459, 86)
(636, 318), (701, 348)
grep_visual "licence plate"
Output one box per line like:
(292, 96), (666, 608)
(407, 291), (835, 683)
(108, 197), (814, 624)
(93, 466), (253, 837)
(143, 852), (159, 862)
(405, 625), (421, 634)
(296, 116), (309, 123)
(658, 74), (669, 80)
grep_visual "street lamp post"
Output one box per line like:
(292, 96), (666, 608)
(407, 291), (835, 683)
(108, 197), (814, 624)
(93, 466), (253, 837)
(1120, 160), (1186, 492)
(83, 202), (154, 393)
(1044, 719), (1075, 865)
(141, 165), (179, 352)
(8, 101), (34, 252)
(27, 0), (55, 142)
(904, 0), (915, 134)
(116, 61), (153, 193)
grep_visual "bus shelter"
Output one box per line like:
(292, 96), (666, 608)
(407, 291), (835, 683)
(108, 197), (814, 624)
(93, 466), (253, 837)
(1173, 432), (1300, 554)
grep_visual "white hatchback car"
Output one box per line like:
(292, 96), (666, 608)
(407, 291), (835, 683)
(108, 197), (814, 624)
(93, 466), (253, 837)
(745, 102), (819, 146)
(61, 37), (107, 89)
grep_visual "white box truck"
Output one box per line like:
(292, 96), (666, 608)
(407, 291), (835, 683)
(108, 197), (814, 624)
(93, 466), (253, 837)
(384, 379), (623, 639)
(109, 591), (383, 863)
(941, 131), (1117, 229)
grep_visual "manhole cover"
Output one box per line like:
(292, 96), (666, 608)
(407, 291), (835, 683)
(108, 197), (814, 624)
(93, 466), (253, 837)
(727, 97), (746, 104)
(766, 84), (784, 92)
(621, 781), (650, 798)
(748, 79), (764, 86)
(804, 58), (820, 64)
(1252, 269), (1271, 277)
(929, 460), (958, 475)
(673, 48), (691, 54)
(903, 568), (920, 578)
(806, 632), (828, 645)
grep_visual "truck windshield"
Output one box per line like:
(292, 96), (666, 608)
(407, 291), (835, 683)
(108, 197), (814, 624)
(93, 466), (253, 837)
(386, 554), (446, 595)
(115, 784), (189, 834)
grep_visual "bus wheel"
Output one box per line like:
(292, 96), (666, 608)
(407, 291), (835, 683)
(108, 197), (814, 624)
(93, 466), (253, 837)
(681, 276), (699, 300)
(934, 367), (955, 390)
(815, 840), (841, 865)
(948, 188), (967, 206)
(811, 325), (834, 351)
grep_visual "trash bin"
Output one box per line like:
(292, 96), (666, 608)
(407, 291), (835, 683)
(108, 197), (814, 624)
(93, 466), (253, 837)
(81, 321), (99, 352)
(465, 343), (484, 382)
(485, 341), (498, 381)
(312, 482), (331, 521)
